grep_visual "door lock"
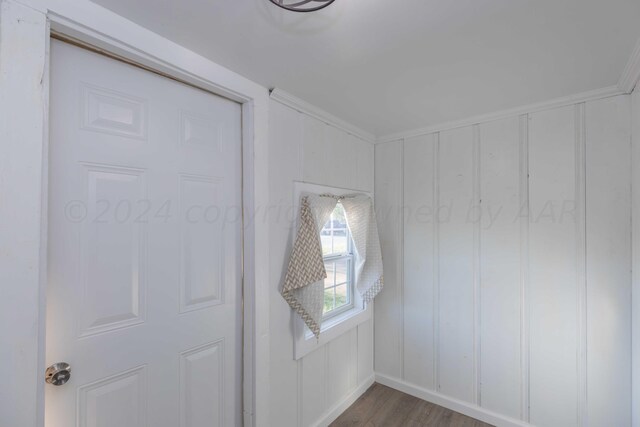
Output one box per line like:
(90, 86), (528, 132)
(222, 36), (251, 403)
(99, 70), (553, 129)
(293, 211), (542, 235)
(45, 362), (71, 386)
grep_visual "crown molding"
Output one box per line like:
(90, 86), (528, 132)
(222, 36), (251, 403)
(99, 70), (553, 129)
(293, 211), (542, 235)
(376, 85), (624, 144)
(618, 37), (640, 94)
(269, 88), (375, 143)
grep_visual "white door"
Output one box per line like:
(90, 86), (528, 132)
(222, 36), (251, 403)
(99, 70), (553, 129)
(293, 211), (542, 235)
(46, 40), (242, 427)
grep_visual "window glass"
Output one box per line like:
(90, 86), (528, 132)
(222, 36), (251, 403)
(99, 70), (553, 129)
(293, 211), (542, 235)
(320, 202), (354, 318)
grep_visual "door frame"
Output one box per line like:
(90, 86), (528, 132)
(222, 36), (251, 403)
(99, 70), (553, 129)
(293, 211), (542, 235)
(0, 1), (270, 426)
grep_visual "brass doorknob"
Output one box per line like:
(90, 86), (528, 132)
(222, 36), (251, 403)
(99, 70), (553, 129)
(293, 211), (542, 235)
(45, 362), (71, 386)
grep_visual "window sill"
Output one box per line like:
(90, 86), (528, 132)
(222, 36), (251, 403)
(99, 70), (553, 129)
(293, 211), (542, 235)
(293, 302), (372, 360)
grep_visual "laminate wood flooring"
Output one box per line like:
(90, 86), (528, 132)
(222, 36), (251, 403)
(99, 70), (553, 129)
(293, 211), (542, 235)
(330, 383), (494, 427)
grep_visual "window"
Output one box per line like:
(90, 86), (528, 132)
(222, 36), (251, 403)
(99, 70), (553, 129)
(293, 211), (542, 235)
(320, 202), (354, 319)
(292, 181), (372, 360)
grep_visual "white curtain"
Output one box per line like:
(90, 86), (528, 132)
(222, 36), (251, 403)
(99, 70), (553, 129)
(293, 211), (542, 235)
(341, 195), (384, 303)
(281, 192), (383, 338)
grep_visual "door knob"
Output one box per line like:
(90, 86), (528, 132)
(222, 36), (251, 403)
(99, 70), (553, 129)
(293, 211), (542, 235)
(45, 362), (71, 386)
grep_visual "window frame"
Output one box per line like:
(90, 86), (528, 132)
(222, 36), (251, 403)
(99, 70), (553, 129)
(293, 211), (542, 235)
(291, 181), (372, 360)
(321, 202), (355, 320)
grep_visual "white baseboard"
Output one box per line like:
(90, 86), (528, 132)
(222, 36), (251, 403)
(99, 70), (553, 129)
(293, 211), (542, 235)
(310, 374), (376, 427)
(375, 373), (531, 427)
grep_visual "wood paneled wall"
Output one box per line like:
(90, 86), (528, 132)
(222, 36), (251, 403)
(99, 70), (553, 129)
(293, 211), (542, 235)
(375, 95), (632, 427)
(268, 100), (375, 427)
(632, 88), (640, 427)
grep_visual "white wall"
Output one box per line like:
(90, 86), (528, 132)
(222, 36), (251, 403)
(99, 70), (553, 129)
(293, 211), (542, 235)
(375, 95), (632, 426)
(268, 99), (375, 427)
(0, 1), (273, 425)
(3, 2), (636, 426)
(0, 3), (48, 426)
(632, 88), (640, 427)
(2, 2), (372, 426)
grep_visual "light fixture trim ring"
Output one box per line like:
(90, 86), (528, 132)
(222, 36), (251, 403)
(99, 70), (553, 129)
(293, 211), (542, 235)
(268, 0), (337, 12)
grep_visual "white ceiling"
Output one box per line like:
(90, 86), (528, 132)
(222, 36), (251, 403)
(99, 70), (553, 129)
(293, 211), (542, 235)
(90, 0), (640, 137)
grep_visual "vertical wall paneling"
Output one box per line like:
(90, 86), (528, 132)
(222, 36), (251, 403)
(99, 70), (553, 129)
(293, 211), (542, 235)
(380, 94), (632, 427)
(374, 141), (404, 379)
(297, 355), (304, 426)
(575, 103), (587, 427)
(270, 100), (375, 427)
(633, 89), (640, 427)
(269, 101), (304, 427)
(437, 126), (475, 402)
(403, 134), (436, 389)
(478, 116), (522, 420)
(300, 346), (326, 426)
(350, 328), (359, 391)
(472, 125), (481, 407)
(585, 96), (631, 427)
(354, 136), (375, 193)
(433, 133), (441, 393)
(357, 316), (374, 384)
(525, 105), (579, 427)
(400, 139), (405, 381)
(325, 125), (351, 188)
(327, 331), (355, 404)
(519, 114), (530, 423)
(324, 344), (331, 418)
(301, 114), (325, 185)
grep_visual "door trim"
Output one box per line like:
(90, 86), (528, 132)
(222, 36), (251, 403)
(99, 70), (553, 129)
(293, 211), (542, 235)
(45, 19), (265, 426)
(44, 19), (265, 426)
(0, 1), (269, 425)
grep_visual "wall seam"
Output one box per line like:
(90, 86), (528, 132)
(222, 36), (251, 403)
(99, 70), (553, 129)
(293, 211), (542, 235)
(296, 358), (303, 426)
(351, 328), (357, 391)
(630, 90), (637, 427)
(373, 144), (378, 376)
(299, 111), (305, 180)
(472, 124), (482, 406)
(400, 138), (406, 380)
(297, 109), (304, 427)
(434, 132), (441, 392)
(324, 344), (330, 416)
(575, 102), (588, 427)
(356, 325), (360, 387)
(519, 114), (531, 422)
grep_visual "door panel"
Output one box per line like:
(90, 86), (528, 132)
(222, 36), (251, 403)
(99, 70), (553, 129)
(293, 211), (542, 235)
(46, 40), (242, 427)
(179, 341), (223, 427)
(179, 175), (224, 313)
(80, 164), (147, 337)
(77, 366), (147, 427)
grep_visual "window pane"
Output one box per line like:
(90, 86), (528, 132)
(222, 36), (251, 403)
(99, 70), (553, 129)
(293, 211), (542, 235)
(324, 261), (335, 289)
(321, 234), (332, 255)
(320, 201), (353, 318)
(321, 203), (349, 257)
(334, 284), (349, 309)
(332, 232), (348, 254)
(333, 204), (347, 227)
(324, 287), (335, 313)
(334, 258), (349, 285)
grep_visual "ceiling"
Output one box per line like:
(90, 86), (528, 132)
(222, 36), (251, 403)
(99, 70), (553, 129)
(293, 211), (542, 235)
(90, 0), (640, 137)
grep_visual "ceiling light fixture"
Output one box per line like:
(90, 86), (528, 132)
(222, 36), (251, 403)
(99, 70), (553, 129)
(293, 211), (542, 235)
(268, 0), (336, 12)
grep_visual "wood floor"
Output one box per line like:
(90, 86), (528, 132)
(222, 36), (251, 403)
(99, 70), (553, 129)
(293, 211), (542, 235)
(330, 383), (494, 427)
